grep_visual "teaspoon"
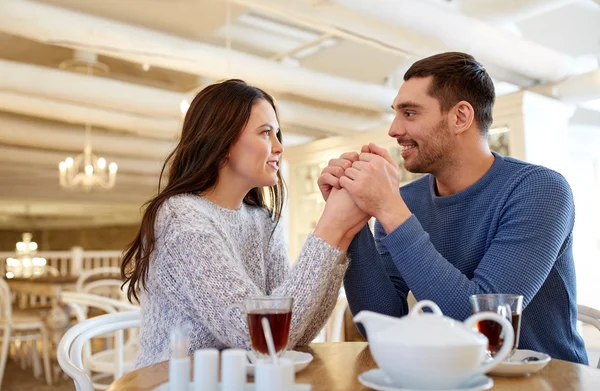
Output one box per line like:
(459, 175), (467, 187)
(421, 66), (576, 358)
(521, 356), (540, 363)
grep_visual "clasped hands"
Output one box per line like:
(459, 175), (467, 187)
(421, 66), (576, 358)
(314, 143), (412, 250)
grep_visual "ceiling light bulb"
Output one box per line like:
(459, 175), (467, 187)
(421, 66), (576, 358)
(180, 99), (190, 115)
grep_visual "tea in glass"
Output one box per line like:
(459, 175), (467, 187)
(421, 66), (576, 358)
(469, 294), (523, 359)
(225, 296), (293, 359)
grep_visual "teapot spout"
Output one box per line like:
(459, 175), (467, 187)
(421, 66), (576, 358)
(354, 310), (401, 339)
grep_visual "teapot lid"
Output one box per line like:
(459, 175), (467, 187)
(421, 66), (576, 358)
(375, 301), (487, 347)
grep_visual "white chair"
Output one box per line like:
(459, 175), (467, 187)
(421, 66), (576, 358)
(0, 278), (52, 387)
(313, 289), (348, 343)
(578, 304), (600, 368)
(61, 291), (139, 390)
(47, 265), (61, 276)
(325, 296), (348, 342)
(76, 267), (125, 300)
(58, 311), (141, 391)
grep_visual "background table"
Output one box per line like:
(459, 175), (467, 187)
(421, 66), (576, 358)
(108, 342), (600, 391)
(8, 276), (77, 340)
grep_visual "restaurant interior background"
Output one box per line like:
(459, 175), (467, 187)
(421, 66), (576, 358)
(0, 0), (599, 389)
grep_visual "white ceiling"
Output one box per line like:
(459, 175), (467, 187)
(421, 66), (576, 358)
(0, 0), (599, 229)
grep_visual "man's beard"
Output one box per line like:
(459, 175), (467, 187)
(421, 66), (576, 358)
(402, 120), (452, 174)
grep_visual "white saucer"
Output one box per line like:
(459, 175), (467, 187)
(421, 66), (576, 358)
(358, 369), (493, 391)
(246, 350), (313, 376)
(152, 382), (310, 391)
(488, 349), (551, 377)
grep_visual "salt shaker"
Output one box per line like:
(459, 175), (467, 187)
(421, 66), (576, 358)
(221, 349), (247, 391)
(255, 358), (295, 391)
(169, 324), (190, 391)
(193, 349), (219, 391)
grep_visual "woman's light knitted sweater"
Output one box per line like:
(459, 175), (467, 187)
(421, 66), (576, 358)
(136, 194), (347, 368)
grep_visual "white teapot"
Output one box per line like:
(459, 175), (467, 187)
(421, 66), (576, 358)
(354, 300), (514, 390)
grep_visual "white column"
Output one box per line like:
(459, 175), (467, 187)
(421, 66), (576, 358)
(71, 246), (84, 276)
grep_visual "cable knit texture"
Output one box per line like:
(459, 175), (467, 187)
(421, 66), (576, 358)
(345, 152), (589, 364)
(136, 194), (346, 369)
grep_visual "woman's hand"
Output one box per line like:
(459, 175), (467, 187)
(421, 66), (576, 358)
(314, 188), (370, 251)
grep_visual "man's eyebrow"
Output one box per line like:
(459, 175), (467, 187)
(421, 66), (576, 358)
(392, 101), (423, 110)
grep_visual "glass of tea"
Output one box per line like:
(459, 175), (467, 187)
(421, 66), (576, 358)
(224, 296), (293, 360)
(469, 294), (523, 360)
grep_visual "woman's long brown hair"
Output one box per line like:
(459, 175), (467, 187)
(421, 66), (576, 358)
(121, 79), (285, 303)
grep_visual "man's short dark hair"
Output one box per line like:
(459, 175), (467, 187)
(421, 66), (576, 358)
(404, 52), (495, 135)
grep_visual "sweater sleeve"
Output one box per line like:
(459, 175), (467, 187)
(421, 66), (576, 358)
(265, 224), (348, 346)
(294, 256), (347, 345)
(155, 228), (346, 349)
(344, 223), (410, 326)
(264, 222), (290, 295)
(379, 168), (575, 321)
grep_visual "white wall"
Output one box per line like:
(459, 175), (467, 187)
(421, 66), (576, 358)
(522, 92), (600, 308)
(522, 92), (575, 173)
(563, 124), (600, 309)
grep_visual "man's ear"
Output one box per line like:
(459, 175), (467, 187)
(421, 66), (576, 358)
(451, 100), (475, 135)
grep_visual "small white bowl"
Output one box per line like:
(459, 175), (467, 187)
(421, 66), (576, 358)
(489, 349), (551, 377)
(246, 350), (313, 376)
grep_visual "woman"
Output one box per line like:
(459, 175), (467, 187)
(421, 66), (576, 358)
(122, 79), (369, 368)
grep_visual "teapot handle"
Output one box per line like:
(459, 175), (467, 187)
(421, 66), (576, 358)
(409, 300), (443, 316)
(464, 311), (514, 376)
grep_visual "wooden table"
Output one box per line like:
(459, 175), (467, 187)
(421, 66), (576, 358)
(8, 275), (78, 309)
(108, 342), (600, 391)
(8, 276), (78, 322)
(7, 276), (78, 346)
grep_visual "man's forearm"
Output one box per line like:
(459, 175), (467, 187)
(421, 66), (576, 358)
(345, 225), (409, 322)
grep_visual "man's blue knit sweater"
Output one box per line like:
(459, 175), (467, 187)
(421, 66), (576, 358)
(345, 152), (588, 364)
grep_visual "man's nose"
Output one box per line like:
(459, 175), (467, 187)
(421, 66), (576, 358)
(388, 117), (407, 138)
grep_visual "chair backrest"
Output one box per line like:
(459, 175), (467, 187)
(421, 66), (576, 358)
(0, 279), (12, 323)
(61, 291), (140, 366)
(75, 267), (122, 292)
(313, 288), (348, 343)
(60, 291), (139, 323)
(577, 304), (600, 369)
(0, 279), (11, 389)
(82, 279), (126, 300)
(45, 265), (61, 277)
(76, 267), (125, 301)
(57, 311), (141, 391)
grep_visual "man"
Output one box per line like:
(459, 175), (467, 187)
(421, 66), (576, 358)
(318, 52), (588, 364)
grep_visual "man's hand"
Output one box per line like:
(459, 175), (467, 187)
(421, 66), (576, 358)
(317, 152), (359, 201)
(340, 143), (412, 233)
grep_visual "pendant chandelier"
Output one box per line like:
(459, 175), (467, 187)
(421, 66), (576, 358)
(5, 233), (47, 279)
(58, 123), (118, 191)
(57, 51), (117, 191)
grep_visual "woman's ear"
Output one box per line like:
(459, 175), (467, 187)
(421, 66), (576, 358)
(220, 152), (230, 168)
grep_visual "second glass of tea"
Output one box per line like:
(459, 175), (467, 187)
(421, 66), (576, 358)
(469, 294), (523, 360)
(225, 296), (293, 360)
